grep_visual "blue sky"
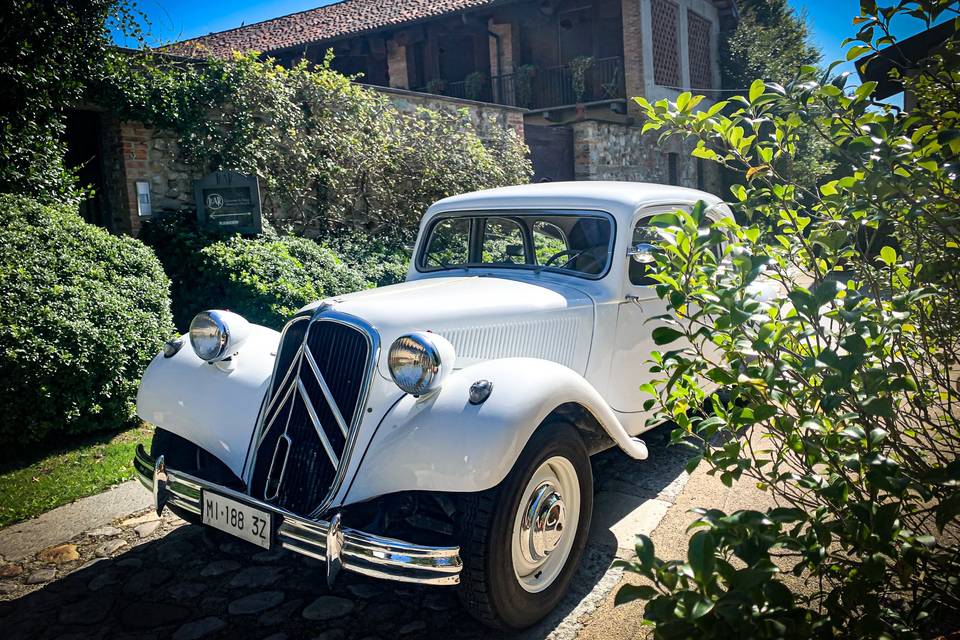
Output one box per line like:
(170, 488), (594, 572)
(118, 0), (939, 76)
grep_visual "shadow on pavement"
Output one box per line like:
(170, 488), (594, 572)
(0, 424), (689, 640)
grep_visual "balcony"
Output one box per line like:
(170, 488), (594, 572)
(415, 56), (625, 111)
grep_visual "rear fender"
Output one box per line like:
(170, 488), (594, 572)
(136, 325), (280, 478)
(343, 357), (647, 505)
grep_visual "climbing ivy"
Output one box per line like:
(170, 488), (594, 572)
(92, 51), (531, 239)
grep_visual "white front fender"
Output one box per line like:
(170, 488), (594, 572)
(136, 325), (280, 478)
(343, 357), (647, 505)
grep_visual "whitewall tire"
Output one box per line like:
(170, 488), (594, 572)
(457, 420), (593, 630)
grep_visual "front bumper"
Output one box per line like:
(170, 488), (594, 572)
(133, 445), (461, 586)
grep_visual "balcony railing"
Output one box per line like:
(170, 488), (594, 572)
(414, 56), (625, 110)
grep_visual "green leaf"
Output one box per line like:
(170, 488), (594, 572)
(879, 245), (897, 266)
(691, 145), (717, 160)
(749, 79), (765, 102)
(635, 535), (656, 571)
(935, 494), (960, 532)
(691, 597), (715, 619)
(846, 45), (871, 61)
(688, 530), (716, 581)
(639, 383), (658, 396)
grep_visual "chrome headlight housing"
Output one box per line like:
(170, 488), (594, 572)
(189, 310), (250, 362)
(388, 332), (455, 395)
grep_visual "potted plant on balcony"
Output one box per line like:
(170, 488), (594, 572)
(426, 78), (447, 96)
(570, 56), (594, 114)
(515, 64), (538, 109)
(464, 71), (488, 101)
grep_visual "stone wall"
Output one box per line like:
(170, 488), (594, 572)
(99, 117), (199, 236)
(376, 86), (525, 140)
(571, 120), (722, 195)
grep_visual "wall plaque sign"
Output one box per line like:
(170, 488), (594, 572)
(194, 171), (262, 234)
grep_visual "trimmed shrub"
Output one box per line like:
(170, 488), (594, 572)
(137, 212), (219, 330)
(194, 234), (369, 330)
(319, 228), (411, 288)
(0, 194), (175, 447)
(141, 214), (392, 331)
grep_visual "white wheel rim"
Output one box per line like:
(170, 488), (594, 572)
(511, 455), (580, 593)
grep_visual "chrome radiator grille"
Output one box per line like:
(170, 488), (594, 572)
(250, 314), (373, 516)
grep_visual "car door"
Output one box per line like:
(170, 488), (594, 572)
(607, 205), (686, 417)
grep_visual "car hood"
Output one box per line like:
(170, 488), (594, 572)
(303, 275), (595, 374)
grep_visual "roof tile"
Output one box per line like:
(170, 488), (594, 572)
(165, 0), (501, 58)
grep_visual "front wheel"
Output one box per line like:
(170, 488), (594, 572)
(457, 421), (593, 631)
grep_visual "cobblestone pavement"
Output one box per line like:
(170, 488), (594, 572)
(0, 426), (689, 640)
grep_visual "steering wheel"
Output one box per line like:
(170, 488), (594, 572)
(543, 248), (603, 273)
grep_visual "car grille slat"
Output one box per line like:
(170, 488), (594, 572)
(250, 315), (371, 516)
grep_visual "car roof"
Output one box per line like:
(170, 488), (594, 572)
(425, 181), (727, 224)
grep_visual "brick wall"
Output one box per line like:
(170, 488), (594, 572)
(621, 0), (644, 116)
(572, 120), (721, 194)
(99, 118), (199, 236)
(487, 21), (514, 77)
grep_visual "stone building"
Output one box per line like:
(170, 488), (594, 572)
(67, 0), (737, 235)
(169, 0), (737, 188)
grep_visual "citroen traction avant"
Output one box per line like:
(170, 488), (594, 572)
(134, 181), (733, 630)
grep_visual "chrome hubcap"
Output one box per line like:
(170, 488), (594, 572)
(520, 482), (566, 564)
(511, 456), (580, 593)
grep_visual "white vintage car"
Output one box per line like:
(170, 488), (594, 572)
(134, 181), (731, 630)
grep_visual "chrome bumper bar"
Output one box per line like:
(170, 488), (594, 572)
(133, 445), (461, 586)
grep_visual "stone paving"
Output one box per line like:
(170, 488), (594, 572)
(0, 426), (690, 640)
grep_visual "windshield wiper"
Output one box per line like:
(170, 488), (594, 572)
(427, 255), (468, 272)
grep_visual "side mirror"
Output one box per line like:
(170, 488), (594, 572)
(627, 243), (657, 264)
(506, 244), (525, 258)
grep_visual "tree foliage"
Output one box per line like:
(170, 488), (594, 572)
(92, 51), (531, 240)
(720, 0), (834, 187)
(618, 2), (960, 638)
(0, 1), (139, 201)
(721, 0), (822, 89)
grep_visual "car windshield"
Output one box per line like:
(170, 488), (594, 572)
(419, 211), (614, 278)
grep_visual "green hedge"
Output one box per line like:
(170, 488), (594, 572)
(196, 235), (369, 329)
(318, 228), (410, 288)
(140, 214), (375, 330)
(0, 194), (175, 447)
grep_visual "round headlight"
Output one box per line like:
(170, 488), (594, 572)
(388, 332), (455, 395)
(189, 310), (250, 362)
(189, 311), (230, 361)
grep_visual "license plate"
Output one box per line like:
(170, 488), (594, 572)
(202, 490), (272, 549)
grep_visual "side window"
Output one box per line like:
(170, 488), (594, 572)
(424, 217), (470, 268)
(629, 219), (659, 286)
(629, 208), (721, 285)
(532, 221), (567, 265)
(481, 217), (528, 264)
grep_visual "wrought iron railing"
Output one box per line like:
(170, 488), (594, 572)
(415, 56), (625, 110)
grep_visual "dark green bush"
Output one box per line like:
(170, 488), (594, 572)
(196, 235), (369, 329)
(318, 227), (411, 288)
(140, 213), (372, 331)
(137, 212), (219, 330)
(0, 194), (175, 447)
